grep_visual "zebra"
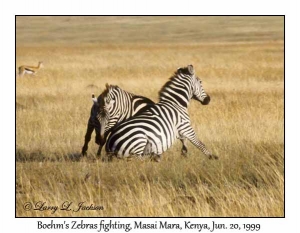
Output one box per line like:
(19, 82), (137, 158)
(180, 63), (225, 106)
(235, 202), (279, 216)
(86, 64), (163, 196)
(81, 84), (154, 156)
(105, 65), (218, 161)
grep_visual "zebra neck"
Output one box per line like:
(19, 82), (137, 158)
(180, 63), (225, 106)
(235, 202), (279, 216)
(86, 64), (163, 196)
(159, 96), (189, 109)
(158, 75), (193, 108)
(159, 90), (190, 108)
(119, 91), (134, 118)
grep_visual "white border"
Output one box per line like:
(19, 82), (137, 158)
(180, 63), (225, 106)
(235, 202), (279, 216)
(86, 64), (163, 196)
(2, 1), (299, 232)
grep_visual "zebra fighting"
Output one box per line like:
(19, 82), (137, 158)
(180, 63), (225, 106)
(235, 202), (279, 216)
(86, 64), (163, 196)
(105, 65), (218, 161)
(81, 84), (154, 156)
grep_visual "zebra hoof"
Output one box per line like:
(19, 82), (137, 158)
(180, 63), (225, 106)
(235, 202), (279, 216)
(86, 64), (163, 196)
(102, 153), (115, 162)
(209, 154), (219, 160)
(181, 150), (188, 157)
(101, 154), (111, 162)
(101, 156), (108, 162)
(151, 155), (161, 162)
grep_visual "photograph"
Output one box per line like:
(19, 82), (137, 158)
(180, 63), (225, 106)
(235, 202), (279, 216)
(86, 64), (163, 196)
(16, 16), (284, 217)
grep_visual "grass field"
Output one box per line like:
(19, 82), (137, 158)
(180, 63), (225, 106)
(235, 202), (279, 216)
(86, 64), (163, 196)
(16, 16), (284, 217)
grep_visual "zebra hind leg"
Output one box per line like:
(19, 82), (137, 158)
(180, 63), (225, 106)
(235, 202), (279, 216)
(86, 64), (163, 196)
(151, 154), (161, 162)
(208, 154), (219, 160)
(142, 136), (161, 162)
(179, 138), (188, 157)
(142, 138), (152, 156)
(179, 128), (218, 160)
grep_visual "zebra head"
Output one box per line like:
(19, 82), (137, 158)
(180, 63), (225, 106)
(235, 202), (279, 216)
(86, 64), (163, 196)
(192, 76), (211, 105)
(90, 91), (111, 145)
(174, 65), (210, 105)
(96, 84), (121, 141)
(185, 65), (211, 105)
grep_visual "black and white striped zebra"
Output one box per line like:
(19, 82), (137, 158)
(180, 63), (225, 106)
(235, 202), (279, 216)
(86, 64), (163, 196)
(105, 65), (218, 161)
(81, 84), (154, 156)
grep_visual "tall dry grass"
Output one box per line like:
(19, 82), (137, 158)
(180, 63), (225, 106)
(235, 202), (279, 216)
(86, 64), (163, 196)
(16, 16), (284, 217)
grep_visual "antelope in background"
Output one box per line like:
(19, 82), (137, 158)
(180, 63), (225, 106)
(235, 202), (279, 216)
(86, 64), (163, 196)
(18, 61), (43, 77)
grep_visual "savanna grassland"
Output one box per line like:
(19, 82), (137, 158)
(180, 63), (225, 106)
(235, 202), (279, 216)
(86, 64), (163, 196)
(16, 16), (284, 217)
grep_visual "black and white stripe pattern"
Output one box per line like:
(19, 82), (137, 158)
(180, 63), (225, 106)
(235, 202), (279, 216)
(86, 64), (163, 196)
(81, 84), (154, 156)
(105, 65), (218, 161)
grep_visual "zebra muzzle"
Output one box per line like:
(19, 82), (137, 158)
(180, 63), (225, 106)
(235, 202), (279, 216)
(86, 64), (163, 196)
(201, 95), (211, 105)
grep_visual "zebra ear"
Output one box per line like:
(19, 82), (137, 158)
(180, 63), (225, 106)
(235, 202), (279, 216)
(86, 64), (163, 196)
(187, 65), (194, 75)
(105, 83), (110, 90)
(92, 93), (98, 104)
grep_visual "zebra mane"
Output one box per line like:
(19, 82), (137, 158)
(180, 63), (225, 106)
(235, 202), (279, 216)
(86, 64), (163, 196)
(97, 84), (120, 109)
(158, 66), (192, 101)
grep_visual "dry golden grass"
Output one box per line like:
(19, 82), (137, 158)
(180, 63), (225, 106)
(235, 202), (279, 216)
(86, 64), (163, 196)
(16, 16), (284, 217)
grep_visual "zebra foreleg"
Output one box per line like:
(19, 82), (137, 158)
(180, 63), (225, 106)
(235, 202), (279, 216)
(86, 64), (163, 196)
(95, 131), (100, 145)
(96, 142), (106, 157)
(94, 121), (101, 145)
(81, 122), (95, 156)
(179, 128), (218, 160)
(96, 131), (109, 157)
(96, 144), (104, 157)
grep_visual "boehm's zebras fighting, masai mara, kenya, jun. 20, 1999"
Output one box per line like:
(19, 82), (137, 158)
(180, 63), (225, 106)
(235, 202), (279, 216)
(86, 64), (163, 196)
(104, 65), (218, 162)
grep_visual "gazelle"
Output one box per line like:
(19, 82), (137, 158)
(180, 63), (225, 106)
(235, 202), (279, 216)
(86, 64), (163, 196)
(18, 61), (43, 77)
